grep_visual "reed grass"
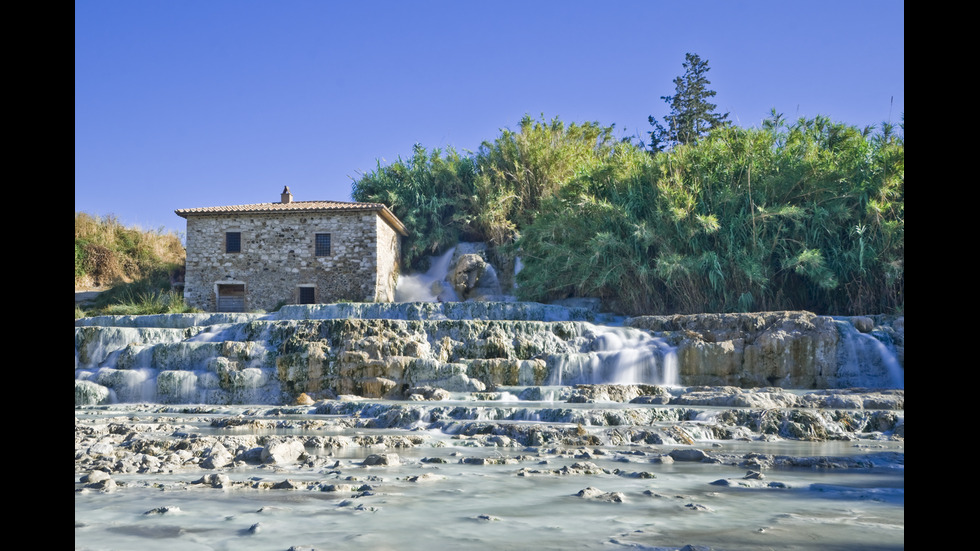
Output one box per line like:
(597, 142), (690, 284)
(516, 115), (904, 315)
(351, 114), (903, 316)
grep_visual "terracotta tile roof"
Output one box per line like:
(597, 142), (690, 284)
(175, 200), (408, 235)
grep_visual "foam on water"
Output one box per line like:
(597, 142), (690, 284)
(550, 324), (679, 386)
(835, 320), (904, 389)
(395, 247), (458, 302)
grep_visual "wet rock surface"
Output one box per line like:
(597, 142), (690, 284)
(76, 386), (903, 481)
(76, 305), (904, 408)
(627, 311), (904, 388)
(75, 304), (904, 550)
(75, 385), (904, 551)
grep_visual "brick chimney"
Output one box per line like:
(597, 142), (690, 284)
(281, 186), (293, 204)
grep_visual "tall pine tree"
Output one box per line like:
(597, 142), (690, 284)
(648, 53), (729, 152)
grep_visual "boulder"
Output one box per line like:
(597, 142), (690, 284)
(294, 392), (315, 405)
(203, 442), (234, 469)
(405, 386), (451, 401)
(669, 448), (709, 462)
(446, 244), (503, 300)
(576, 486), (625, 502)
(75, 380), (111, 406)
(362, 453), (400, 466)
(193, 473), (231, 488)
(260, 438), (306, 464)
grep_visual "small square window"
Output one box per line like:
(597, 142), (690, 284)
(315, 233), (331, 256)
(299, 287), (315, 304)
(226, 232), (241, 253)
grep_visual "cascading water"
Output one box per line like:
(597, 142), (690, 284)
(75, 304), (683, 406)
(394, 246), (458, 302)
(834, 319), (904, 389)
(75, 317), (282, 405)
(75, 248), (901, 406)
(76, 306), (904, 551)
(549, 324), (679, 387)
(76, 249), (904, 551)
(389, 248), (680, 388)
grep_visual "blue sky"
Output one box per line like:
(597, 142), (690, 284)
(75, 1), (904, 236)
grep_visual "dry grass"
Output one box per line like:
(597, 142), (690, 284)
(75, 212), (185, 289)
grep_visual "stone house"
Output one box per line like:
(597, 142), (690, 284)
(175, 187), (407, 312)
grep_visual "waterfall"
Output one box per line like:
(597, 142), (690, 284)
(834, 320), (904, 389)
(94, 367), (155, 402)
(549, 324), (679, 387)
(76, 305), (901, 406)
(395, 247), (458, 302)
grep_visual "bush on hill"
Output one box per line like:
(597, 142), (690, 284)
(75, 213), (194, 317)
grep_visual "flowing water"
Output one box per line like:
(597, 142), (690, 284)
(834, 320), (904, 389)
(75, 397), (903, 551)
(76, 253), (902, 550)
(550, 326), (678, 387)
(394, 247), (460, 303)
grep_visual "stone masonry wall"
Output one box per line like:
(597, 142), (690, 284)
(183, 211), (401, 311)
(374, 214), (401, 302)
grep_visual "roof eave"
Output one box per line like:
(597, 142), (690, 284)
(174, 204), (408, 236)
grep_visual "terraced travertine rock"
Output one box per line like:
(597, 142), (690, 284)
(627, 311), (903, 388)
(75, 304), (903, 405)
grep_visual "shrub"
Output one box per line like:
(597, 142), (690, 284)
(75, 213), (192, 317)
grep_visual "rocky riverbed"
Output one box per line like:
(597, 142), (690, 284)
(75, 303), (903, 550)
(75, 384), (903, 551)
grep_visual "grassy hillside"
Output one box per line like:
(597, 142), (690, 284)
(75, 213), (193, 317)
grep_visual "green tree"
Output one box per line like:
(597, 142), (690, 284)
(648, 53), (730, 152)
(351, 144), (478, 271)
(517, 115), (904, 316)
(474, 115), (618, 236)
